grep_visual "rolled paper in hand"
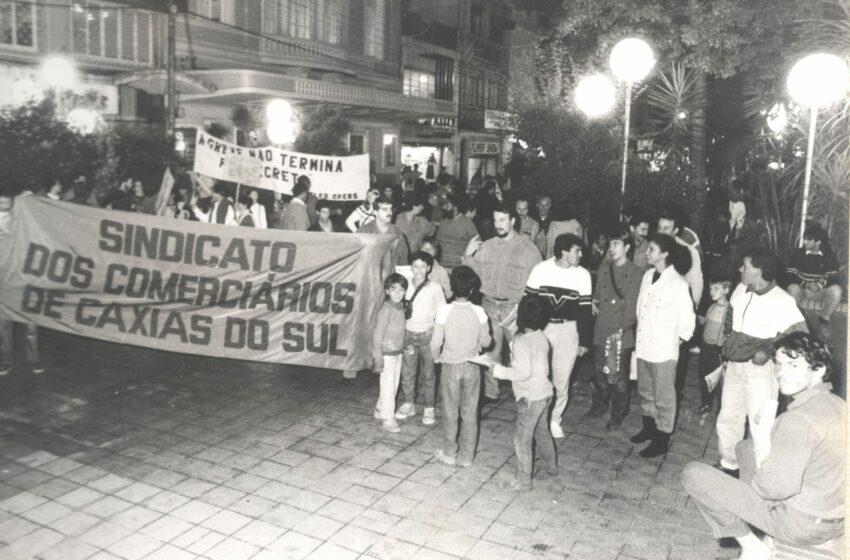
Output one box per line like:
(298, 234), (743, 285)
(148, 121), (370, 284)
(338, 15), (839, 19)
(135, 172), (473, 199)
(704, 365), (724, 393)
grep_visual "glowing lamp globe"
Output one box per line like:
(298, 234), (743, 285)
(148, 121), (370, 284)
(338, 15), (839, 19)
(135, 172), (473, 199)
(66, 108), (100, 134)
(787, 53), (849, 108)
(266, 121), (295, 145)
(266, 98), (293, 122)
(40, 56), (77, 90)
(575, 75), (616, 118)
(610, 38), (655, 83)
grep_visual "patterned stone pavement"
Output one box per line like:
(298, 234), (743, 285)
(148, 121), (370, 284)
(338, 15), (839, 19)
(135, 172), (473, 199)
(0, 330), (736, 560)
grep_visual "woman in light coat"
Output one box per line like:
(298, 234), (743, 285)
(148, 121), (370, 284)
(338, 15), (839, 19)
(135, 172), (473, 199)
(631, 233), (696, 458)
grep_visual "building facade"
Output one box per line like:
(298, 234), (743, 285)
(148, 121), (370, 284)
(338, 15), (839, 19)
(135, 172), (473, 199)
(0, 0), (458, 189)
(401, 0), (517, 186)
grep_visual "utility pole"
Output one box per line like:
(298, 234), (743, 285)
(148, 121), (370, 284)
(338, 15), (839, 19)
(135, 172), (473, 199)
(166, 0), (177, 138)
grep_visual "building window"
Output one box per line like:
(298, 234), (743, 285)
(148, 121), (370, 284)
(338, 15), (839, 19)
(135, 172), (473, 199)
(364, 0), (385, 59)
(317, 0), (341, 44)
(487, 80), (499, 109)
(288, 0), (312, 39)
(349, 133), (366, 155)
(0, 1), (34, 48)
(403, 70), (435, 98)
(191, 0), (235, 24)
(72, 2), (153, 63)
(382, 133), (397, 168)
(470, 4), (487, 37)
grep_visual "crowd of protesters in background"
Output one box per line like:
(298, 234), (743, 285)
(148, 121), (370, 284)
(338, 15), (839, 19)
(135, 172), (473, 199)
(0, 164), (845, 557)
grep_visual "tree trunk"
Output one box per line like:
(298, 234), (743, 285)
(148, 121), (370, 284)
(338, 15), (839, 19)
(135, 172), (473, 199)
(690, 72), (707, 235)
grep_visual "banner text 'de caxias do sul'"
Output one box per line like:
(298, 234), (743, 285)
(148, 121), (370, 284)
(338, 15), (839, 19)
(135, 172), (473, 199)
(0, 197), (394, 371)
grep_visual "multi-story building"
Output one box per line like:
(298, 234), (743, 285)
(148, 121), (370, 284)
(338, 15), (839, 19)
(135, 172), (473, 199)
(400, 0), (517, 185)
(0, 1), (458, 187)
(402, 0), (513, 186)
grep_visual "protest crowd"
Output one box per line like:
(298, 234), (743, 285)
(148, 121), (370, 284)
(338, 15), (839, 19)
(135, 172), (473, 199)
(0, 164), (845, 560)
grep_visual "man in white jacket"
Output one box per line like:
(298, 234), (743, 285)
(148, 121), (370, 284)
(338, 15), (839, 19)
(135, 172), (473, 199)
(631, 234), (696, 458)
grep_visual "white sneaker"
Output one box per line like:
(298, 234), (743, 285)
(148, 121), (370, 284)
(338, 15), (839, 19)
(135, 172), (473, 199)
(550, 421), (565, 439)
(382, 420), (401, 433)
(422, 407), (436, 425)
(0, 364), (10, 376)
(433, 449), (455, 466)
(395, 402), (416, 419)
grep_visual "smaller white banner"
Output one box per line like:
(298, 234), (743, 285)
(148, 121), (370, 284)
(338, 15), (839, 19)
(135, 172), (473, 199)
(194, 132), (370, 201)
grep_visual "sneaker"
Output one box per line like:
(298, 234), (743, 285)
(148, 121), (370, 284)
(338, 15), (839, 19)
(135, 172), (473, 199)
(550, 421), (565, 439)
(30, 363), (45, 375)
(395, 402), (416, 419)
(509, 478), (532, 492)
(422, 407), (436, 426)
(0, 363), (11, 376)
(373, 407), (383, 420)
(433, 449), (456, 466)
(382, 420), (401, 433)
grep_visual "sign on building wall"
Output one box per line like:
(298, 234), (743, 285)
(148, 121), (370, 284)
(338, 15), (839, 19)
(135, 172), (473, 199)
(194, 133), (370, 201)
(484, 109), (518, 131)
(467, 140), (500, 156)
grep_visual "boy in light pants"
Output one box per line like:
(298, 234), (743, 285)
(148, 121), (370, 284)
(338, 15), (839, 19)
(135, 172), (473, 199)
(372, 273), (408, 433)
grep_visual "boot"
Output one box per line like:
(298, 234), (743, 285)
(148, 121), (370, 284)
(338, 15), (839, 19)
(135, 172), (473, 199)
(639, 431), (671, 458)
(629, 416), (656, 444)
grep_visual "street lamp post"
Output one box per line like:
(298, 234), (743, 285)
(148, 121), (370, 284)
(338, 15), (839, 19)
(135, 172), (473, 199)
(609, 38), (655, 195)
(786, 53), (849, 247)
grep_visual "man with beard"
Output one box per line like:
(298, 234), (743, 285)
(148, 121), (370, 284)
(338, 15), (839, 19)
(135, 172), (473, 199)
(463, 201), (541, 400)
(628, 214), (651, 270)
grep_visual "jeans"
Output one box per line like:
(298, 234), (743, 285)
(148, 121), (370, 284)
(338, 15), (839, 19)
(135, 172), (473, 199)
(590, 343), (631, 424)
(514, 396), (556, 485)
(377, 354), (402, 422)
(0, 318), (39, 366)
(681, 440), (842, 545)
(545, 321), (579, 424)
(716, 360), (778, 470)
(440, 362), (480, 462)
(401, 329), (436, 407)
(481, 297), (517, 399)
(697, 343), (722, 407)
(637, 359), (677, 433)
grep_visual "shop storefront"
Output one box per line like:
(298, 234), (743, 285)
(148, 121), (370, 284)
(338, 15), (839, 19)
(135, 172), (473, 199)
(462, 135), (501, 185)
(401, 116), (458, 181)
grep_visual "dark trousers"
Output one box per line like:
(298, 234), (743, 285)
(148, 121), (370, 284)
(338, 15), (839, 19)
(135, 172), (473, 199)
(697, 343), (722, 407)
(590, 344), (631, 424)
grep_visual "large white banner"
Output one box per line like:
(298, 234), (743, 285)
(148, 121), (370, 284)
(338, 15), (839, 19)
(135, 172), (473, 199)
(193, 132), (370, 201)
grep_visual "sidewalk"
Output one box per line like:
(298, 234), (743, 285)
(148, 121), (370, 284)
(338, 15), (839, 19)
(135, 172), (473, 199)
(0, 331), (733, 560)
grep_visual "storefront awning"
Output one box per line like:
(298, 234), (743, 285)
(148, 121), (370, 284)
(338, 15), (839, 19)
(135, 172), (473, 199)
(175, 69), (456, 120)
(114, 70), (216, 95)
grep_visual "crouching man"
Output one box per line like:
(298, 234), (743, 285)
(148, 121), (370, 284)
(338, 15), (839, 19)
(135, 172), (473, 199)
(681, 332), (844, 560)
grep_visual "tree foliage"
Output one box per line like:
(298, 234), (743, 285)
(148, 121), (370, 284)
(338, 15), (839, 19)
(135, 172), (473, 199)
(293, 106), (351, 156)
(0, 95), (105, 197)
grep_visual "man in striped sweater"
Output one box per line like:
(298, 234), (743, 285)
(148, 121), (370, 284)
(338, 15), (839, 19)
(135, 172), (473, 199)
(525, 233), (593, 438)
